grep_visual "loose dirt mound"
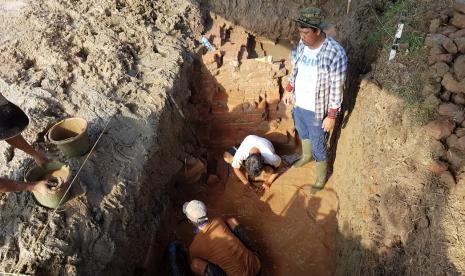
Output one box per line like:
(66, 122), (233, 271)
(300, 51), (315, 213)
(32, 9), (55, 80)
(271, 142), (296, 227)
(333, 1), (465, 274)
(0, 0), (202, 274)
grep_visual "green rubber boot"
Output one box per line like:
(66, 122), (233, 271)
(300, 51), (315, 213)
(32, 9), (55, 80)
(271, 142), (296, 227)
(311, 160), (327, 194)
(293, 139), (313, 168)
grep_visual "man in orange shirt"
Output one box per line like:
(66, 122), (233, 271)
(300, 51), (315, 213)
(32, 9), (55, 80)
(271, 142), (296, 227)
(183, 200), (261, 276)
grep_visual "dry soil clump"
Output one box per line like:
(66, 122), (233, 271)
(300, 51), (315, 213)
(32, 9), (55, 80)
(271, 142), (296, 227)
(0, 0), (202, 274)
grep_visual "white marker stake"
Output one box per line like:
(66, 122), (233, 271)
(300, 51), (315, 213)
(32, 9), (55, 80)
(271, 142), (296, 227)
(389, 19), (404, 61)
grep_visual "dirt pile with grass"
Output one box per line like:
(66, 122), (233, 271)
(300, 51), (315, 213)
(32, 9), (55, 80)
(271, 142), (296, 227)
(333, 0), (465, 274)
(0, 0), (202, 274)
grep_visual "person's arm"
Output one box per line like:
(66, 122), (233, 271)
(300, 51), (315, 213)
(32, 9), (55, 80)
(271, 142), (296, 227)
(284, 41), (303, 106)
(231, 148), (250, 185)
(0, 178), (34, 193)
(322, 50), (348, 132)
(286, 40), (303, 89)
(226, 218), (256, 253)
(5, 134), (49, 166)
(264, 163), (283, 187)
(0, 178), (52, 195)
(283, 82), (295, 105)
(233, 168), (249, 185)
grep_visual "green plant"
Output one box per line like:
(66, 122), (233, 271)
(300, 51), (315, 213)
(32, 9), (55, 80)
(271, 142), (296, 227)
(402, 33), (424, 55)
(398, 85), (424, 104)
(384, 1), (407, 23)
(368, 30), (383, 43)
(407, 103), (438, 125)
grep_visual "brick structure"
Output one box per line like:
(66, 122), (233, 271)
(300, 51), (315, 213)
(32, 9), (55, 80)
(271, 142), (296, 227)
(191, 14), (294, 148)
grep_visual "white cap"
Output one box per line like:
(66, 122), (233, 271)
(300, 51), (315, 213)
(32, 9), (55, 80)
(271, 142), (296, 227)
(182, 200), (208, 224)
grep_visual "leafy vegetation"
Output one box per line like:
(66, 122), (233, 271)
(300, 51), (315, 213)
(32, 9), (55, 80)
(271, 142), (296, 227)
(366, 0), (450, 124)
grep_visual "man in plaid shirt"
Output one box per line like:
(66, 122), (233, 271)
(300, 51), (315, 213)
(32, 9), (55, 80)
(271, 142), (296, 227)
(283, 7), (348, 193)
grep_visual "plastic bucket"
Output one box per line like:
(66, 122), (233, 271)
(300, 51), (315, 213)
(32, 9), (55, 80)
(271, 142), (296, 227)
(24, 161), (72, 209)
(48, 117), (90, 157)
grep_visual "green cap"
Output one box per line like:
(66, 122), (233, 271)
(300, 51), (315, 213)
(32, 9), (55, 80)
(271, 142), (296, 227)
(295, 7), (328, 30)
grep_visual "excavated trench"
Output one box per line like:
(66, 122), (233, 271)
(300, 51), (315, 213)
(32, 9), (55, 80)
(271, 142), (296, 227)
(5, 0), (452, 275)
(151, 1), (383, 275)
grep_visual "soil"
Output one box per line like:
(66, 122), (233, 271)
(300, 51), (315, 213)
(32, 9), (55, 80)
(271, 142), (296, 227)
(0, 0), (203, 274)
(161, 147), (339, 276)
(1, 0), (465, 275)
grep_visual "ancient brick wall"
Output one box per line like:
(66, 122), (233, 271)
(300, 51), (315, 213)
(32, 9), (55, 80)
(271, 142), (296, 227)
(190, 14), (294, 148)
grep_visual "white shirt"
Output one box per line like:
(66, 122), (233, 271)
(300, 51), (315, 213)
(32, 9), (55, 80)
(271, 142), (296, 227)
(231, 135), (281, 169)
(294, 44), (323, 111)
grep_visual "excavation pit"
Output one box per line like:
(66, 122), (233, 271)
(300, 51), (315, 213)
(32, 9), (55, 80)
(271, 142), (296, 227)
(1, 0), (462, 275)
(155, 15), (341, 276)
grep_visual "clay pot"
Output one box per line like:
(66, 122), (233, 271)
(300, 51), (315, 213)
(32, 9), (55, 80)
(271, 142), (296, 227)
(48, 118), (90, 157)
(24, 161), (72, 208)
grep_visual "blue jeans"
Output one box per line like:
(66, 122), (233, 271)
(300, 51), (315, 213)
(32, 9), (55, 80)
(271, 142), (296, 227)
(293, 106), (328, 162)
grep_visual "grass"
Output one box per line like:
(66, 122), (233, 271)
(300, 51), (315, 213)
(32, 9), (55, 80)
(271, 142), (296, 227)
(362, 0), (449, 124)
(383, 1), (407, 21)
(371, 0), (426, 56)
(407, 103), (438, 125)
(368, 30), (383, 44)
(367, 0), (445, 124)
(401, 33), (424, 55)
(402, 72), (422, 102)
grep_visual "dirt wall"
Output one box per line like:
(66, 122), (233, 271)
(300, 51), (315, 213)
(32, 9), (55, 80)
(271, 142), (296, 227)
(332, 77), (463, 275)
(200, 0), (355, 41)
(0, 0), (202, 274)
(332, 1), (465, 274)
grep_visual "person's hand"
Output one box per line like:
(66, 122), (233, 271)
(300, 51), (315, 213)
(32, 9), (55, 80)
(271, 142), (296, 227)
(322, 117), (336, 132)
(283, 92), (293, 106)
(245, 182), (261, 192)
(262, 181), (271, 191)
(31, 180), (53, 195)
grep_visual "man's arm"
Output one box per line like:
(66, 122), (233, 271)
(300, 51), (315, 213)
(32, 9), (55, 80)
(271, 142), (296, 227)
(264, 163), (283, 187)
(323, 51), (348, 131)
(233, 168), (249, 185)
(226, 218), (257, 253)
(0, 178), (51, 194)
(286, 40), (304, 90)
(5, 134), (49, 166)
(0, 178), (34, 193)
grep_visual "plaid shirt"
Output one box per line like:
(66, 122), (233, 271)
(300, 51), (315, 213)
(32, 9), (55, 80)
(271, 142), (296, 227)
(288, 36), (348, 121)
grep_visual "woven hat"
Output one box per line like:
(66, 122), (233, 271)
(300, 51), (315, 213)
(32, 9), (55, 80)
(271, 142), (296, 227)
(0, 94), (29, 140)
(183, 200), (208, 224)
(295, 7), (328, 30)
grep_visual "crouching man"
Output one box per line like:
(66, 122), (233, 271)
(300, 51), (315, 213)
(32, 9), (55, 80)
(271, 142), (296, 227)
(183, 200), (261, 276)
(223, 135), (282, 191)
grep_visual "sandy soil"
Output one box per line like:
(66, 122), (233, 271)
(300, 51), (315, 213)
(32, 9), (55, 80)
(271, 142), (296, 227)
(1, 0), (463, 274)
(0, 0), (203, 274)
(163, 149), (339, 276)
